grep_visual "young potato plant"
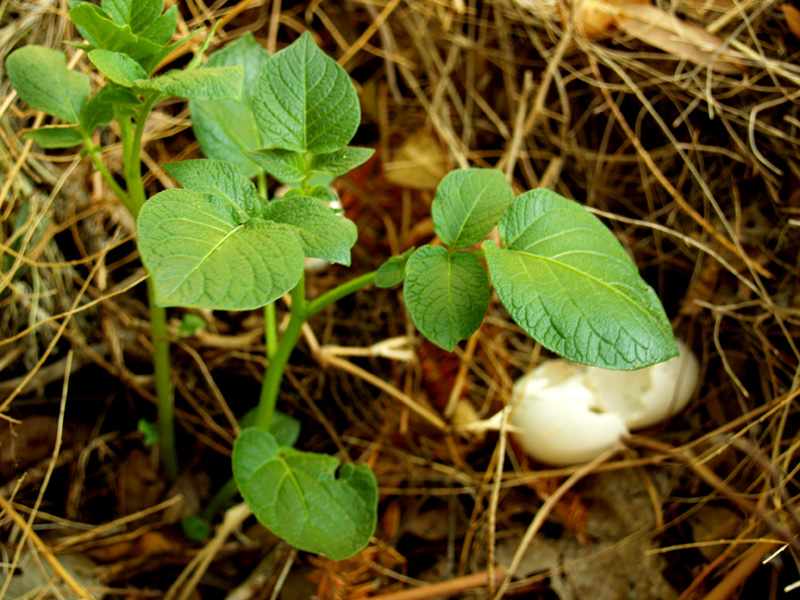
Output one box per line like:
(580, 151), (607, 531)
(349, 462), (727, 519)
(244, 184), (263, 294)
(9, 15), (678, 561)
(137, 33), (677, 559)
(5, 0), (245, 480)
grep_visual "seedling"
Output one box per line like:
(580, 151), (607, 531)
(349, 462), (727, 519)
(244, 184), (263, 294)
(8, 16), (678, 561)
(6, 0), (245, 480)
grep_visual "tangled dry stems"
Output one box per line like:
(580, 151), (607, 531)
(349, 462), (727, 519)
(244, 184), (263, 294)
(1, 0), (799, 597)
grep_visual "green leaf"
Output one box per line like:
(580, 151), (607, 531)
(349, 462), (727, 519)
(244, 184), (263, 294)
(135, 66), (243, 100)
(88, 49), (148, 86)
(70, 3), (162, 61)
(233, 428), (377, 560)
(24, 127), (83, 148)
(483, 189), (678, 369)
(432, 169), (514, 250)
(102, 0), (163, 33)
(247, 149), (305, 183)
(6, 46), (90, 124)
(253, 31), (360, 154)
(263, 197), (357, 265)
(238, 409), (301, 448)
(271, 412), (301, 448)
(80, 86), (141, 132)
(375, 248), (414, 288)
(403, 246), (490, 351)
(178, 312), (207, 336)
(190, 33), (270, 178)
(139, 5), (177, 45)
(284, 185), (339, 206)
(310, 147), (374, 178)
(181, 515), (211, 542)
(137, 189), (304, 310)
(137, 418), (159, 445)
(164, 159), (262, 219)
(80, 94), (113, 133)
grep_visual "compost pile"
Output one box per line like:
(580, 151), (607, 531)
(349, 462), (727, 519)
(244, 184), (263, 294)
(1, 0), (799, 598)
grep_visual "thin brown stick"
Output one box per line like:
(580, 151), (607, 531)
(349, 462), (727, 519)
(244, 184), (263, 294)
(338, 0), (404, 67)
(628, 436), (800, 556)
(370, 566), (507, 600)
(585, 52), (771, 280)
(444, 332), (478, 418)
(320, 353), (448, 431)
(697, 542), (774, 600)
(0, 493), (93, 599)
(165, 502), (252, 600)
(493, 445), (623, 600)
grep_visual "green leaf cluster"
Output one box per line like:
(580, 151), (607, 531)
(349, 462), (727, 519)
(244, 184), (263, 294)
(68, 0), (179, 73)
(6, 0), (242, 150)
(402, 169), (514, 352)
(394, 172), (678, 369)
(190, 31), (374, 183)
(142, 33), (376, 310)
(173, 33), (380, 561)
(137, 160), (357, 310)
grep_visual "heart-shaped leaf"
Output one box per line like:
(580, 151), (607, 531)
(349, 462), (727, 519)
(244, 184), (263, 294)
(403, 245), (490, 351)
(233, 428), (378, 560)
(484, 189), (677, 369)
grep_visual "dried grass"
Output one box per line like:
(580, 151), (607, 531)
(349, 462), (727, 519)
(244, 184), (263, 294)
(1, 0), (799, 598)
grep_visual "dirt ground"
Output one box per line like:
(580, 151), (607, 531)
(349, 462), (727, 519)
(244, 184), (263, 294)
(2, 0), (800, 598)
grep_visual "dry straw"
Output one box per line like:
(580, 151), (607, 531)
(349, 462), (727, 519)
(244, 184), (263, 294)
(2, 0), (799, 597)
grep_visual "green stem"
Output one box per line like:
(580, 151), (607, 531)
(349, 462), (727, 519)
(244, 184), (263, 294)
(255, 171), (279, 361)
(256, 171), (268, 200)
(264, 302), (278, 360)
(118, 93), (177, 479)
(148, 278), (178, 480)
(82, 136), (130, 209)
(306, 271), (376, 317)
(123, 94), (160, 218)
(255, 276), (306, 432)
(253, 271), (376, 432)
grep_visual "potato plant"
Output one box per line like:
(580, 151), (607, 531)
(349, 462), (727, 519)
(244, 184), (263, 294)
(6, 2), (677, 561)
